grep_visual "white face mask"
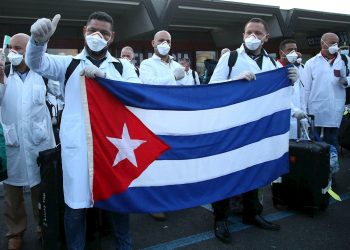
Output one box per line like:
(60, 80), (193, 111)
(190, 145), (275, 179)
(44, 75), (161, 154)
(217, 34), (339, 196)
(85, 32), (108, 52)
(7, 50), (23, 66)
(156, 42), (170, 56)
(322, 39), (338, 55)
(296, 58), (302, 64)
(328, 44), (339, 55)
(244, 34), (263, 51)
(285, 50), (298, 63)
(340, 49), (349, 56)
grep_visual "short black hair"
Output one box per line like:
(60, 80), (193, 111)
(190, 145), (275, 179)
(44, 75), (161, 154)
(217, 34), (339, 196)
(87, 11), (114, 27)
(179, 58), (191, 64)
(279, 39), (297, 51)
(244, 18), (269, 33)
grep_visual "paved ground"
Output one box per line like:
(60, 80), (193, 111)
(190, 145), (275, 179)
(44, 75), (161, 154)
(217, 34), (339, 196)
(1, 150), (350, 250)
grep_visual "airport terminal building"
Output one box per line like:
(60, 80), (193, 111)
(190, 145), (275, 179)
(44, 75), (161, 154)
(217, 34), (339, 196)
(1, 0), (350, 76)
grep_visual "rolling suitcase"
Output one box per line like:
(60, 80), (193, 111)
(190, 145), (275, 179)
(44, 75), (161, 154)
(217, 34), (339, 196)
(37, 145), (66, 250)
(272, 116), (331, 215)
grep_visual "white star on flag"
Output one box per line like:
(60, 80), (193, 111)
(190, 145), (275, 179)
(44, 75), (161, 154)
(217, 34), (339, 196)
(107, 123), (146, 167)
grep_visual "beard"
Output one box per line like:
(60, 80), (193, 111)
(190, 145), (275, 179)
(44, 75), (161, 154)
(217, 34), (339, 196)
(84, 43), (109, 58)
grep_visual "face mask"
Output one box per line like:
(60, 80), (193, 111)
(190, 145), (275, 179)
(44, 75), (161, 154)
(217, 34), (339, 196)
(322, 39), (338, 55)
(85, 32), (108, 52)
(7, 50), (23, 66)
(156, 42), (170, 56)
(244, 34), (263, 51)
(285, 50), (298, 63)
(296, 58), (302, 64)
(328, 44), (339, 54)
(340, 49), (349, 56)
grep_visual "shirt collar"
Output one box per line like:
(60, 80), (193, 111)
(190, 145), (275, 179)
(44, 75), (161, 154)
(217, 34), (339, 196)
(238, 44), (269, 57)
(74, 49), (118, 63)
(151, 53), (174, 62)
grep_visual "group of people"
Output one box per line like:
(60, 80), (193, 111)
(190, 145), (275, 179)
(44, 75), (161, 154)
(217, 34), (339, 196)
(0, 10), (349, 250)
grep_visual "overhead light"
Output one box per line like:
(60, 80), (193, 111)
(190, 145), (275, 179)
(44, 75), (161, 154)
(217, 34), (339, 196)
(169, 24), (221, 30)
(298, 17), (350, 24)
(80, 0), (140, 5)
(178, 5), (273, 17)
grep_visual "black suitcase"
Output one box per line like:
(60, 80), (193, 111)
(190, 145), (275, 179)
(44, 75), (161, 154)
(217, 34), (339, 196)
(37, 145), (66, 250)
(272, 116), (331, 215)
(338, 111), (350, 151)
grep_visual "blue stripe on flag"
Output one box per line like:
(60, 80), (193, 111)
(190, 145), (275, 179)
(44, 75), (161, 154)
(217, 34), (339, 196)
(158, 110), (290, 160)
(96, 67), (290, 111)
(94, 153), (289, 213)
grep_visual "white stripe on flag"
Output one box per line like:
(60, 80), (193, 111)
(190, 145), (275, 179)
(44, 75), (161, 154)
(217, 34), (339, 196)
(130, 132), (289, 187)
(127, 87), (291, 136)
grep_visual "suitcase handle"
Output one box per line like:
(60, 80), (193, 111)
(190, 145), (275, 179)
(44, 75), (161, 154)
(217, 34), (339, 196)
(296, 114), (320, 141)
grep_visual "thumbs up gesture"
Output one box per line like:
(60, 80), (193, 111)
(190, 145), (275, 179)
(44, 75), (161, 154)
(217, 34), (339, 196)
(30, 14), (61, 43)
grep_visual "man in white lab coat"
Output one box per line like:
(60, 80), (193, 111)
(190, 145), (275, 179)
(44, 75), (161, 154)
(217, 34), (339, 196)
(179, 58), (200, 85)
(277, 39), (307, 139)
(0, 33), (56, 250)
(139, 30), (187, 86)
(26, 11), (140, 250)
(209, 18), (299, 244)
(301, 32), (349, 149)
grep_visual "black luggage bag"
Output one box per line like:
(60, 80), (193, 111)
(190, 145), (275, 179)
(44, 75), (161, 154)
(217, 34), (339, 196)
(272, 116), (331, 215)
(37, 145), (66, 250)
(338, 110), (350, 151)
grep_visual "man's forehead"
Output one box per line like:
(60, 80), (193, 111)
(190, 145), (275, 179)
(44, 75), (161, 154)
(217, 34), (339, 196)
(87, 19), (112, 30)
(245, 22), (266, 33)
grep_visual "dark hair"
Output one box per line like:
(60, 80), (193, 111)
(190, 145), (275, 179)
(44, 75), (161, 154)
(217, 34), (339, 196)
(279, 39), (297, 51)
(244, 18), (269, 33)
(87, 11), (114, 27)
(179, 58), (191, 64)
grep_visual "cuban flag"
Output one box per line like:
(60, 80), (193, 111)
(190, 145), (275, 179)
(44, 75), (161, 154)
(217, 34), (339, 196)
(80, 67), (291, 213)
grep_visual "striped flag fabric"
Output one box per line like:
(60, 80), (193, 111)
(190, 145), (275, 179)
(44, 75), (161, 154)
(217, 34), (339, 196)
(81, 67), (292, 213)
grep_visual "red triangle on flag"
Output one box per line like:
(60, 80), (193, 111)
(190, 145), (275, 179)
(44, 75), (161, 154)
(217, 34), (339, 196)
(85, 78), (170, 202)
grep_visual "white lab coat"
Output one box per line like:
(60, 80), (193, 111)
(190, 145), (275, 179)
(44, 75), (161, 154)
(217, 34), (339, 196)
(301, 52), (349, 127)
(277, 61), (306, 139)
(0, 68), (55, 187)
(209, 44), (280, 83)
(26, 39), (141, 208)
(182, 69), (200, 85)
(139, 54), (187, 85)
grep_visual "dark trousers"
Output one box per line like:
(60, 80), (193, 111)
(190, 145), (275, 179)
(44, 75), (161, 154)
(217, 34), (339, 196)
(212, 189), (263, 221)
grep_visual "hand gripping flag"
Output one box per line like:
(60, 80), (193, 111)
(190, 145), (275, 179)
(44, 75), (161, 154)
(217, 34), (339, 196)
(81, 67), (292, 213)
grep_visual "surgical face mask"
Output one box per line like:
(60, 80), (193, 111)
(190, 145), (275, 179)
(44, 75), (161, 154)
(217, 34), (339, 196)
(7, 50), (23, 66)
(322, 39), (338, 55)
(156, 42), (170, 56)
(296, 57), (302, 64)
(244, 34), (263, 51)
(285, 50), (298, 63)
(85, 32), (108, 52)
(340, 49), (349, 56)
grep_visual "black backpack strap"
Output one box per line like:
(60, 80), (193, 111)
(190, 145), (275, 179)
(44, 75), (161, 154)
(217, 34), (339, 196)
(135, 66), (140, 77)
(268, 55), (277, 68)
(340, 54), (349, 76)
(112, 59), (123, 76)
(192, 70), (197, 84)
(227, 50), (238, 79)
(64, 58), (80, 86)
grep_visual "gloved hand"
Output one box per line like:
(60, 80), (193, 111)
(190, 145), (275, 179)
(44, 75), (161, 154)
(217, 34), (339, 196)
(292, 110), (308, 120)
(0, 50), (5, 83)
(288, 67), (299, 85)
(174, 67), (185, 80)
(234, 71), (256, 81)
(30, 14), (61, 43)
(80, 65), (106, 78)
(339, 77), (348, 87)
